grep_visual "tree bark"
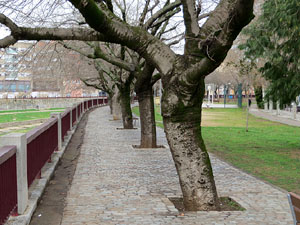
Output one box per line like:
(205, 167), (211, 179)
(162, 73), (219, 211)
(111, 88), (122, 120)
(119, 85), (133, 129)
(137, 87), (157, 148)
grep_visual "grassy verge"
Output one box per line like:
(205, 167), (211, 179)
(0, 109), (39, 113)
(0, 110), (64, 123)
(47, 108), (65, 110)
(132, 106), (300, 194)
(0, 126), (37, 136)
(132, 106), (163, 128)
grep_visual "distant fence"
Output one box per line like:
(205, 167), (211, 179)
(0, 97), (108, 225)
(0, 97), (108, 111)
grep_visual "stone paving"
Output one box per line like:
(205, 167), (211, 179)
(61, 106), (293, 225)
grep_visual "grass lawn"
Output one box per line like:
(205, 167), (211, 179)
(0, 110), (64, 123)
(0, 126), (37, 136)
(132, 106), (300, 194)
(0, 109), (39, 113)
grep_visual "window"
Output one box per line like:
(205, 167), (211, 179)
(8, 84), (16, 92)
(18, 84), (25, 91)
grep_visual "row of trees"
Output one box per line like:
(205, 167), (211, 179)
(0, 0), (254, 211)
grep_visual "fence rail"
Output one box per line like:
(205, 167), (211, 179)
(0, 146), (17, 225)
(0, 97), (108, 225)
(26, 118), (58, 186)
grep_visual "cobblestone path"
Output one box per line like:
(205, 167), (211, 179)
(61, 106), (293, 225)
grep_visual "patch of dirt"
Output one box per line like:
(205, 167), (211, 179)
(29, 110), (92, 225)
(169, 197), (245, 212)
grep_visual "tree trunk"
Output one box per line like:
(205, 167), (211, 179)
(108, 98), (113, 114)
(162, 77), (220, 211)
(119, 86), (133, 129)
(137, 87), (157, 148)
(111, 88), (122, 120)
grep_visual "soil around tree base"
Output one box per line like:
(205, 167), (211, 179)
(169, 197), (245, 212)
(29, 110), (92, 225)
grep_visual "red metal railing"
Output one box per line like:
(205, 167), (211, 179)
(93, 99), (97, 106)
(79, 103), (82, 117)
(72, 107), (76, 126)
(0, 146), (17, 225)
(0, 98), (108, 224)
(26, 118), (58, 187)
(88, 100), (92, 108)
(61, 111), (70, 142)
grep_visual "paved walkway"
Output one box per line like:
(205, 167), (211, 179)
(250, 108), (300, 127)
(60, 106), (293, 225)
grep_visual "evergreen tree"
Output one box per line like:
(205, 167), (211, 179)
(240, 0), (300, 104)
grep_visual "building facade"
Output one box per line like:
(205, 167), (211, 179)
(0, 41), (99, 98)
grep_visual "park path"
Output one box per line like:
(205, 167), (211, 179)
(250, 107), (300, 127)
(60, 106), (293, 225)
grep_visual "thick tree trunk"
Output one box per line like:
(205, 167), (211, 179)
(163, 117), (219, 211)
(119, 86), (133, 129)
(162, 76), (220, 211)
(137, 87), (157, 148)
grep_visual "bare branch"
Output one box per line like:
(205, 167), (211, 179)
(144, 0), (181, 29)
(149, 7), (181, 29)
(182, 0), (200, 37)
(139, 0), (150, 26)
(0, 13), (107, 48)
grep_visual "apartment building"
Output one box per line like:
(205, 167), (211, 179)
(0, 42), (33, 98)
(0, 41), (99, 98)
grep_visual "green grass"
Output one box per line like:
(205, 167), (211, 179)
(0, 126), (37, 136)
(47, 107), (65, 110)
(0, 109), (39, 113)
(132, 106), (164, 128)
(0, 111), (64, 123)
(132, 106), (300, 194)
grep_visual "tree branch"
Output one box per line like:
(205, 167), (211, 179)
(144, 0), (181, 29)
(149, 7), (181, 29)
(151, 73), (161, 86)
(182, 0), (200, 37)
(139, 0), (151, 26)
(0, 13), (107, 48)
(200, 0), (255, 63)
(69, 0), (176, 75)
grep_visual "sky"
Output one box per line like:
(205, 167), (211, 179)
(0, 0), (218, 54)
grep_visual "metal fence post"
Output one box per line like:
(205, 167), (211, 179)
(0, 133), (28, 214)
(67, 107), (73, 130)
(51, 113), (62, 151)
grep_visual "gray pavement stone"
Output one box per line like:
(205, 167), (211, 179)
(61, 106), (293, 225)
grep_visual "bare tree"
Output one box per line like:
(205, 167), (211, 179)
(0, 0), (254, 211)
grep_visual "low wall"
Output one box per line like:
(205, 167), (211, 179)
(0, 97), (104, 110)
